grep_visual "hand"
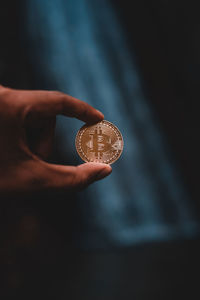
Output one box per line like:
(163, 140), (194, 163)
(0, 85), (112, 195)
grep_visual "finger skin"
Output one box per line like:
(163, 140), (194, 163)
(41, 161), (112, 191)
(0, 160), (112, 195)
(0, 85), (110, 195)
(9, 89), (104, 124)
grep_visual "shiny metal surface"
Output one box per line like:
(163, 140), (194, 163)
(75, 120), (123, 164)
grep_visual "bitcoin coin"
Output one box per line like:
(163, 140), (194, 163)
(75, 120), (123, 164)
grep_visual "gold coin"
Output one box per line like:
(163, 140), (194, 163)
(75, 120), (123, 164)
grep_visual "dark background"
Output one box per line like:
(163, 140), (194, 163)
(0, 1), (200, 299)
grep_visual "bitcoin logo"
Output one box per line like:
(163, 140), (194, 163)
(75, 120), (123, 164)
(87, 127), (111, 159)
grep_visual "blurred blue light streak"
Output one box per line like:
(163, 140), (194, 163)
(25, 0), (199, 248)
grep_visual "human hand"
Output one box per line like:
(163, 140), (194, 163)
(0, 85), (112, 195)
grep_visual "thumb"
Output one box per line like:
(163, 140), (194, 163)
(75, 162), (112, 189)
(40, 162), (112, 191)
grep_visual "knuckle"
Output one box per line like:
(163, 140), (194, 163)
(79, 103), (88, 118)
(70, 170), (82, 188)
(51, 90), (65, 102)
(50, 90), (64, 97)
(66, 168), (86, 190)
(74, 102), (88, 120)
(73, 167), (94, 189)
(52, 91), (67, 111)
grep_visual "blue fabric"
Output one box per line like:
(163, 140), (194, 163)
(24, 0), (199, 249)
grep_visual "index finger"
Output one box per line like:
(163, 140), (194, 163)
(14, 89), (104, 124)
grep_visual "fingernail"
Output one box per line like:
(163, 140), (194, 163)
(95, 165), (112, 180)
(96, 110), (104, 119)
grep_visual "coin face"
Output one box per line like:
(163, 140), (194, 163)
(75, 120), (123, 164)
